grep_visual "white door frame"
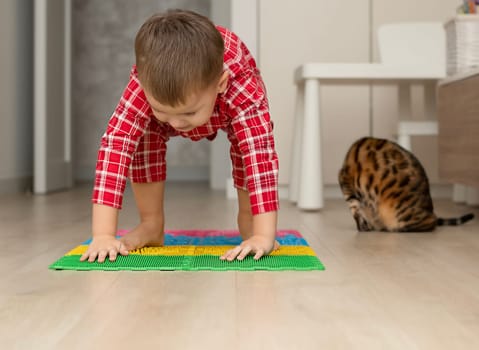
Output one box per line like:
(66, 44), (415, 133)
(34, 0), (73, 193)
(210, 0), (258, 197)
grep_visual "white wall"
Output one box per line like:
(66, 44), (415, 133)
(371, 0), (459, 184)
(258, 0), (458, 189)
(71, 0), (212, 182)
(0, 0), (34, 194)
(259, 0), (371, 186)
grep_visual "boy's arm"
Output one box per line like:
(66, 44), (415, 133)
(221, 211), (277, 261)
(221, 71), (279, 261)
(92, 203), (119, 237)
(86, 67), (152, 263)
(252, 210), (278, 247)
(80, 204), (128, 263)
(93, 66), (152, 211)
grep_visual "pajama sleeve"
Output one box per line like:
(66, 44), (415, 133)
(92, 67), (152, 209)
(227, 68), (279, 215)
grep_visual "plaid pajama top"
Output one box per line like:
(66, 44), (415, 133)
(92, 26), (279, 215)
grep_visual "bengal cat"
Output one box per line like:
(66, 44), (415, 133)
(338, 137), (474, 232)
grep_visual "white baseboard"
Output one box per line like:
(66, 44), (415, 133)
(75, 165), (210, 182)
(300, 184), (453, 200)
(274, 183), (453, 201)
(225, 179), (294, 200)
(0, 176), (33, 195)
(167, 166), (209, 181)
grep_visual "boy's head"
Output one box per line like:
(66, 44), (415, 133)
(135, 9), (225, 107)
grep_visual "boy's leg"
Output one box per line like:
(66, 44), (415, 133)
(119, 181), (165, 250)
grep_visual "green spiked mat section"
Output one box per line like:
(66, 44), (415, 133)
(49, 230), (325, 271)
(50, 254), (324, 271)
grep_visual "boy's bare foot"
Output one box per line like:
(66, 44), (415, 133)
(119, 223), (164, 251)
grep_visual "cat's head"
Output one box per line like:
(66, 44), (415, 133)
(353, 211), (374, 232)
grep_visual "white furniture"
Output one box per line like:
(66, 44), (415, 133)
(290, 22), (446, 210)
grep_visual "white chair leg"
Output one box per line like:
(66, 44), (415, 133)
(466, 186), (479, 206)
(289, 84), (304, 203)
(298, 79), (323, 210)
(397, 133), (412, 151)
(397, 83), (412, 151)
(452, 184), (467, 203)
(397, 121), (438, 151)
(424, 81), (437, 118)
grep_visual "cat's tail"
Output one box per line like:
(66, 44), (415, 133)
(436, 213), (475, 226)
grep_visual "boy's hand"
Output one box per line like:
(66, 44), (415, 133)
(80, 236), (129, 263)
(220, 235), (278, 261)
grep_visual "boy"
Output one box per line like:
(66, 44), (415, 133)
(80, 9), (279, 263)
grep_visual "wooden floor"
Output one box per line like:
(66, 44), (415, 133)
(1, 182), (479, 349)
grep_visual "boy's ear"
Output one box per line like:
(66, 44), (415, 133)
(217, 71), (229, 93)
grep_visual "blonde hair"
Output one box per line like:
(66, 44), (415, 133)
(135, 10), (224, 106)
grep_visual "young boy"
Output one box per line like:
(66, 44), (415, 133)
(80, 9), (279, 263)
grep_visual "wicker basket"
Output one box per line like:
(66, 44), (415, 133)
(445, 15), (479, 75)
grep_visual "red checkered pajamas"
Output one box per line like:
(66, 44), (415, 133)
(93, 26), (279, 215)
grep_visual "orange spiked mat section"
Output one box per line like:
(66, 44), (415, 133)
(49, 230), (325, 271)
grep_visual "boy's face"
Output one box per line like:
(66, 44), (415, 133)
(144, 72), (229, 132)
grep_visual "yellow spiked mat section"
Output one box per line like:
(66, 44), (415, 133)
(66, 245), (317, 257)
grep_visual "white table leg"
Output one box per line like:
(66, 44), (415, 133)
(298, 79), (323, 210)
(289, 83), (304, 203)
